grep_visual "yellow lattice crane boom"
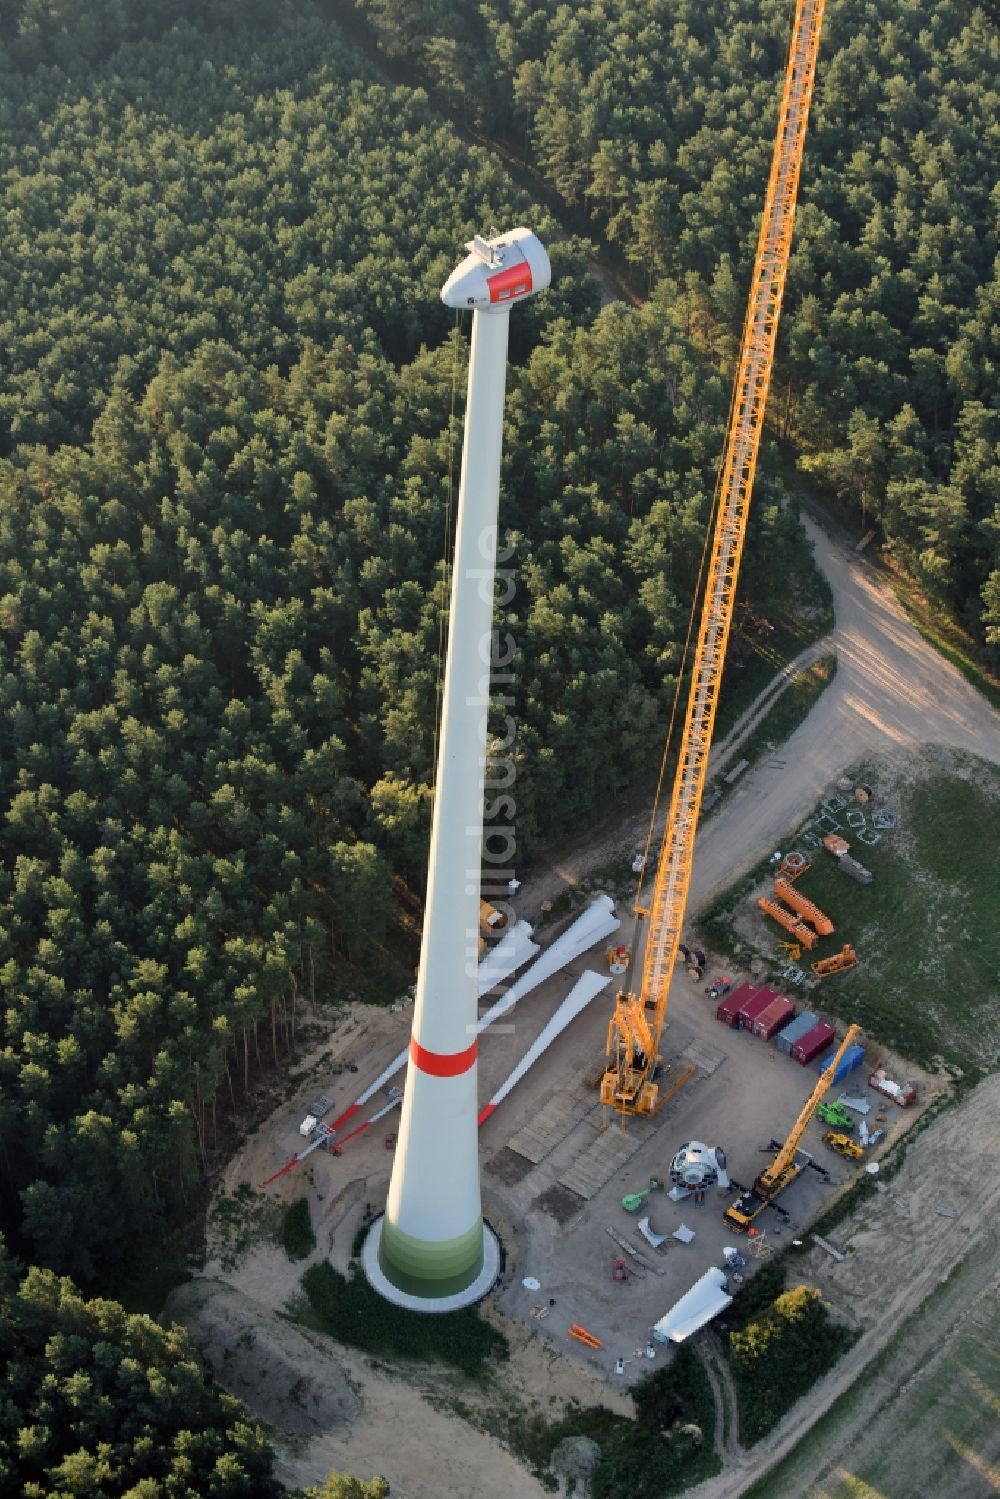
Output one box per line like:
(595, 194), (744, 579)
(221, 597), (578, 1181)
(602, 0), (828, 1116)
(723, 1024), (862, 1231)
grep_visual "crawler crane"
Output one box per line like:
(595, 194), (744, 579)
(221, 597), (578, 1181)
(723, 1023), (862, 1232)
(601, 0), (829, 1114)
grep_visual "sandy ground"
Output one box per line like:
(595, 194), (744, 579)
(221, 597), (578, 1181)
(164, 515), (1000, 1494)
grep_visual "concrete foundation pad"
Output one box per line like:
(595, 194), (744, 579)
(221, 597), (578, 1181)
(361, 1216), (502, 1313)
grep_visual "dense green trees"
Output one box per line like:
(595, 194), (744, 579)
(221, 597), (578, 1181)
(303, 1477), (389, 1499)
(0, 1240), (282, 1497)
(726, 1282), (856, 1444)
(0, 0), (815, 1286)
(348, 0), (1000, 657)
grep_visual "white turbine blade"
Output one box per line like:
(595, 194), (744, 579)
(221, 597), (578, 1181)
(477, 895), (619, 1029)
(478, 970), (610, 1122)
(478, 919), (539, 996)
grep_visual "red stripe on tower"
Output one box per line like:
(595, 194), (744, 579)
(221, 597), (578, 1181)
(410, 1036), (478, 1077)
(487, 261), (533, 304)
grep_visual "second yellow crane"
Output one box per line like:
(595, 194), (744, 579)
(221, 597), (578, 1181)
(723, 1023), (863, 1231)
(601, 0), (828, 1116)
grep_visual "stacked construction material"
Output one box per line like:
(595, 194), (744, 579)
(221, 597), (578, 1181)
(757, 896), (817, 948)
(869, 1068), (917, 1106)
(791, 1019), (836, 1064)
(716, 981), (756, 1026)
(752, 994), (796, 1039)
(775, 1010), (819, 1056)
(773, 877), (834, 935)
(823, 833), (873, 884)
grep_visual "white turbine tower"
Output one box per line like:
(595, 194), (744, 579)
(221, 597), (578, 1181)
(363, 228), (550, 1310)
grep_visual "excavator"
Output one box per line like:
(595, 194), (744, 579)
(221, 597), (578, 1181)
(601, 0), (829, 1116)
(723, 1023), (862, 1232)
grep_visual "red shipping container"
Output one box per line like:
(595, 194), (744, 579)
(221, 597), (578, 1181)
(752, 996), (795, 1040)
(717, 981), (756, 1027)
(738, 984), (780, 1029)
(791, 1020), (835, 1064)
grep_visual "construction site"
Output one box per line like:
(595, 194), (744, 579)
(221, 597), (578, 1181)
(248, 886), (934, 1361)
(167, 0), (1000, 1491)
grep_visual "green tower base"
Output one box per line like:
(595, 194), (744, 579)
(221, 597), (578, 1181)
(362, 1215), (501, 1313)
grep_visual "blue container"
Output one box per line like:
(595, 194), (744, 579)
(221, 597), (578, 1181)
(775, 1010), (818, 1055)
(817, 1040), (865, 1083)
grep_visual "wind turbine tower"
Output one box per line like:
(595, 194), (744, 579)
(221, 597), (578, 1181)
(362, 228), (550, 1309)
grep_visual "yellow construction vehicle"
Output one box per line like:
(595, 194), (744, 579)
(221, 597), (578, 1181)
(822, 1131), (863, 1161)
(479, 898), (506, 940)
(601, 0), (828, 1116)
(723, 1023), (862, 1232)
(605, 993), (658, 1112)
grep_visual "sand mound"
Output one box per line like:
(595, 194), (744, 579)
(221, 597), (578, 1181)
(165, 1278), (359, 1437)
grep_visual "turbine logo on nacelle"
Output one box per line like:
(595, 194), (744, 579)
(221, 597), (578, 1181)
(442, 227), (551, 311)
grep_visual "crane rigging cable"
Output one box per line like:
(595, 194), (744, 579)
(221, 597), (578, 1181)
(604, 0), (828, 1117)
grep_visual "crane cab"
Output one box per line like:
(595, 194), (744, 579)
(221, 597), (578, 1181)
(723, 1190), (766, 1233)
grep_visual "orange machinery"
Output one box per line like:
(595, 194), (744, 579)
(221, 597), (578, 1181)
(756, 897), (818, 949)
(773, 876), (834, 935)
(812, 944), (858, 977)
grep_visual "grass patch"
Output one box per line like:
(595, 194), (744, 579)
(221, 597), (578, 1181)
(295, 1260), (508, 1379)
(810, 1286), (998, 1498)
(740, 1230), (997, 1499)
(696, 748), (1000, 1074)
(725, 1283), (856, 1445)
(501, 1348), (721, 1496)
(279, 1198), (316, 1261)
(735, 655), (836, 763)
(208, 1182), (282, 1272)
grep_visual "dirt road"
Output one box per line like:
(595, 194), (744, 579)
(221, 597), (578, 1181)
(516, 513), (1000, 922)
